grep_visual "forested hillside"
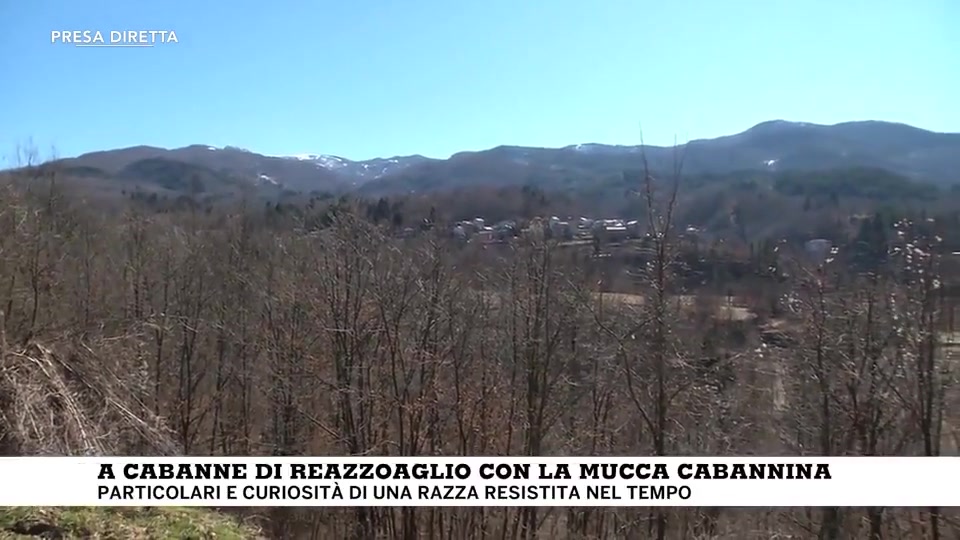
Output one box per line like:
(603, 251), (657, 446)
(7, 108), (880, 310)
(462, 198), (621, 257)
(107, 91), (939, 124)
(1, 162), (958, 539)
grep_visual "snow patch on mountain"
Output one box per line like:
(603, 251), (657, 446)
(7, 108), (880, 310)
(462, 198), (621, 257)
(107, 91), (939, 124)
(563, 143), (642, 154)
(281, 154), (350, 169)
(286, 153), (323, 161)
(270, 153), (431, 181)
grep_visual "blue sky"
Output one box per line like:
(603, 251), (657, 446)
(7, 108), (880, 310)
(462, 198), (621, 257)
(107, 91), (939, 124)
(1, 0), (957, 162)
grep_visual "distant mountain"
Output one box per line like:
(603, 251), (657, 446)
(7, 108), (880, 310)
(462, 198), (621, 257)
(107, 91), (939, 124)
(37, 144), (438, 197)
(27, 120), (960, 198)
(359, 120), (960, 195)
(48, 145), (349, 195)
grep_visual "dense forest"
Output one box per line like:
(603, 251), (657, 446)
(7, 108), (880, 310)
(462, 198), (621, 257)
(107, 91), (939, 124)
(1, 161), (959, 539)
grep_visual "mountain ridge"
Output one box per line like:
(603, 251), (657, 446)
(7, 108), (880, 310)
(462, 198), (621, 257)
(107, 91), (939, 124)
(21, 120), (960, 198)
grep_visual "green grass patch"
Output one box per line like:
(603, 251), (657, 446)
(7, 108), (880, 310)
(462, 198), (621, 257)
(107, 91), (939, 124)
(0, 506), (262, 539)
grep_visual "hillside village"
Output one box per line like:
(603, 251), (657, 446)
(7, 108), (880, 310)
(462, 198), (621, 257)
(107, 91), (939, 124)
(443, 214), (838, 262)
(448, 215), (643, 244)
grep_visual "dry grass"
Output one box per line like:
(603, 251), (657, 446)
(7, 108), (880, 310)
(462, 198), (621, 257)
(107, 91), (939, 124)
(0, 507), (262, 540)
(0, 334), (262, 539)
(0, 337), (177, 456)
